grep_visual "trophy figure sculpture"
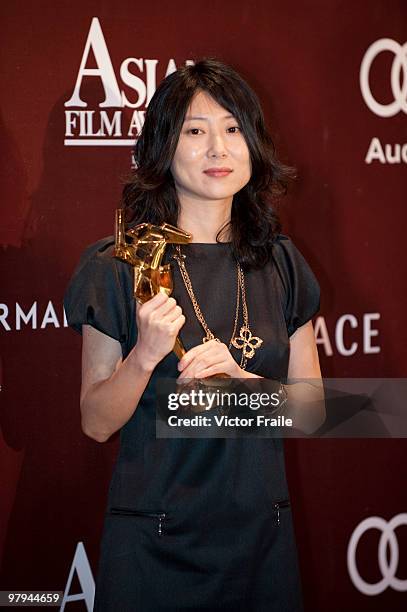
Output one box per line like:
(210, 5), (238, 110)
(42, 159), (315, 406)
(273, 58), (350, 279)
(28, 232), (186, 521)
(113, 208), (192, 359)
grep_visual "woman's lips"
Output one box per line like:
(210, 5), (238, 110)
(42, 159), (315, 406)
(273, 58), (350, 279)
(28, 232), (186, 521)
(203, 168), (233, 177)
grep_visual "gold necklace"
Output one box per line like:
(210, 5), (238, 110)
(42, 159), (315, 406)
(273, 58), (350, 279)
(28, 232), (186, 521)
(172, 245), (263, 370)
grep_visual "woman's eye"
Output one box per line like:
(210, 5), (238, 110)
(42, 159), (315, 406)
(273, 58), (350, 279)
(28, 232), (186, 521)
(188, 128), (203, 135)
(227, 126), (241, 133)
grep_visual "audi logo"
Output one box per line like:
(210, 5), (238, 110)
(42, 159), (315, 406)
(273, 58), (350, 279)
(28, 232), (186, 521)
(347, 513), (407, 595)
(360, 38), (407, 117)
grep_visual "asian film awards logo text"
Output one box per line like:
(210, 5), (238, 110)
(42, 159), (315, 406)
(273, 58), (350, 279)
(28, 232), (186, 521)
(64, 17), (192, 147)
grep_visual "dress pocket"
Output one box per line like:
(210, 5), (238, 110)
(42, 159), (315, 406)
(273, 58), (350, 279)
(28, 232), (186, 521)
(108, 506), (168, 536)
(272, 498), (291, 526)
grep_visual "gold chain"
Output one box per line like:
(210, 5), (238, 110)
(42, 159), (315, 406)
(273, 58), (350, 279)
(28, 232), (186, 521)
(172, 245), (263, 369)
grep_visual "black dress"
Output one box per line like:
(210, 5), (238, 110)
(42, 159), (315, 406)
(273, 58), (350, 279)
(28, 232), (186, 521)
(64, 234), (320, 611)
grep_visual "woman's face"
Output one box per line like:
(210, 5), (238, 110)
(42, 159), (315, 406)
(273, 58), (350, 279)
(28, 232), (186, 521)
(170, 91), (251, 204)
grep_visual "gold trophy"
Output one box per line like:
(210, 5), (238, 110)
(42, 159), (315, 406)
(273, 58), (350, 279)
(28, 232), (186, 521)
(113, 208), (191, 359)
(113, 209), (230, 412)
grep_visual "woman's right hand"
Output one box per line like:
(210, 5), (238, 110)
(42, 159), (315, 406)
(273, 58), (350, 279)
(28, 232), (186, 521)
(134, 293), (186, 371)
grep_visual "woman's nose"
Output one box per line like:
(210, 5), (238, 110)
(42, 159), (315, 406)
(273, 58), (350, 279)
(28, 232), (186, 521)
(207, 131), (227, 157)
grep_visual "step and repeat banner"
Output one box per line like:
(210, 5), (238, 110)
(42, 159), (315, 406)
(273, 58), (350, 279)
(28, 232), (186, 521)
(1, 1), (406, 610)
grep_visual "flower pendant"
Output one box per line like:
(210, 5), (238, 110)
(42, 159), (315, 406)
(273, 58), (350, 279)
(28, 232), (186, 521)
(231, 325), (263, 359)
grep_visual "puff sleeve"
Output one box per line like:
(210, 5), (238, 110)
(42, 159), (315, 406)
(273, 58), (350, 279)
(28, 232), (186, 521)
(272, 234), (320, 337)
(63, 236), (129, 346)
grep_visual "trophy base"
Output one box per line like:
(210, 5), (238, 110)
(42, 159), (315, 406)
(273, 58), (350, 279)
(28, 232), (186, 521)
(198, 374), (231, 388)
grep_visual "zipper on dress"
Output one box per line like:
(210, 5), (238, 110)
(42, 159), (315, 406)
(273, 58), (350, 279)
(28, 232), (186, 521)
(109, 507), (167, 536)
(272, 499), (291, 526)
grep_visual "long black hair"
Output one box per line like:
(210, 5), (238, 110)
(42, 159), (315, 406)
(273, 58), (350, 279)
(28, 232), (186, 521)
(122, 58), (295, 270)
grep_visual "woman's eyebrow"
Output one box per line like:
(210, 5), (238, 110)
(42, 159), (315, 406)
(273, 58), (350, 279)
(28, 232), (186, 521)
(184, 114), (235, 121)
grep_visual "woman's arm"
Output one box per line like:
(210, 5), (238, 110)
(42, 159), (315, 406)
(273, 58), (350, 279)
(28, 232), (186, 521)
(287, 319), (321, 379)
(79, 325), (153, 443)
(79, 293), (185, 443)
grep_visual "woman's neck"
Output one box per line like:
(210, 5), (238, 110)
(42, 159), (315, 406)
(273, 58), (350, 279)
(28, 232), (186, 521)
(177, 196), (232, 243)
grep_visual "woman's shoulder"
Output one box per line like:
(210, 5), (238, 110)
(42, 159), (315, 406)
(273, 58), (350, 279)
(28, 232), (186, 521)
(270, 232), (316, 279)
(269, 232), (320, 336)
(270, 233), (298, 280)
(64, 234), (132, 343)
(73, 234), (132, 281)
(76, 234), (116, 265)
(271, 232), (297, 252)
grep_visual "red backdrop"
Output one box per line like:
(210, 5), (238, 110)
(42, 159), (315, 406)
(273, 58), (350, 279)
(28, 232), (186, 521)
(1, 1), (406, 610)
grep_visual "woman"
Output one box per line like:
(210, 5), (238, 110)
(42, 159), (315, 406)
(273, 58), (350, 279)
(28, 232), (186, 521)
(64, 58), (322, 611)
